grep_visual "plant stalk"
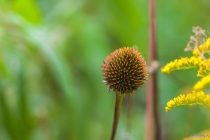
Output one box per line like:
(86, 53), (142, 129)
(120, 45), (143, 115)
(145, 0), (161, 139)
(110, 93), (124, 140)
(124, 95), (134, 140)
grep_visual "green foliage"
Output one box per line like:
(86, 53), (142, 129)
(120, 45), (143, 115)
(0, 0), (210, 140)
(12, 0), (41, 24)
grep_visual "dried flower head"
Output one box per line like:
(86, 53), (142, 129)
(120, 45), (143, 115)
(102, 47), (148, 94)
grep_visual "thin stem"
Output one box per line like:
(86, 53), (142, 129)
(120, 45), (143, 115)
(145, 0), (161, 140)
(124, 95), (134, 140)
(110, 93), (124, 140)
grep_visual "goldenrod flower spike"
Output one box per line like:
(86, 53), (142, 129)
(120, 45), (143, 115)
(205, 37), (210, 50)
(163, 28), (210, 113)
(192, 49), (199, 57)
(197, 59), (210, 77)
(192, 38), (210, 57)
(161, 56), (210, 77)
(161, 56), (199, 74)
(193, 75), (210, 91)
(161, 56), (199, 73)
(165, 91), (210, 112)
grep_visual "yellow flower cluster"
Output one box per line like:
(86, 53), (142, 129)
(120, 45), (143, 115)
(206, 37), (210, 48)
(165, 91), (210, 112)
(161, 56), (210, 76)
(162, 29), (210, 112)
(192, 37), (210, 57)
(193, 75), (210, 91)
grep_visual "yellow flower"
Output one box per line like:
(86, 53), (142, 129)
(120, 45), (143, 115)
(192, 49), (199, 57)
(197, 60), (210, 76)
(205, 37), (210, 50)
(192, 38), (210, 57)
(193, 75), (210, 91)
(165, 91), (210, 112)
(161, 56), (199, 74)
(161, 56), (210, 76)
(198, 44), (206, 53)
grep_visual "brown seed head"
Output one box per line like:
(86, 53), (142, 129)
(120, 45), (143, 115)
(102, 47), (148, 94)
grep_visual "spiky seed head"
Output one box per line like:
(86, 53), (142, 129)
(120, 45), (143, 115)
(102, 47), (149, 94)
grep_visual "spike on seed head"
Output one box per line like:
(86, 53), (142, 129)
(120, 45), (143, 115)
(102, 47), (149, 94)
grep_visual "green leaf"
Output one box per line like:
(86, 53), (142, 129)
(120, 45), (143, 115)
(12, 0), (41, 24)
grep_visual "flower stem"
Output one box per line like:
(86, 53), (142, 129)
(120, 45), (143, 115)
(124, 95), (134, 140)
(110, 92), (124, 140)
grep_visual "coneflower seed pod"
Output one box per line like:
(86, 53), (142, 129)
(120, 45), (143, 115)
(102, 47), (148, 94)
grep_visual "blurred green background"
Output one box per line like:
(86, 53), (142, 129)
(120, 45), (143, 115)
(0, 0), (210, 140)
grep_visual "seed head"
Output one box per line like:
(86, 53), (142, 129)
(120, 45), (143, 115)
(102, 47), (148, 94)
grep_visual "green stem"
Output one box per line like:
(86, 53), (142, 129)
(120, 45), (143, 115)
(124, 95), (134, 140)
(110, 93), (124, 140)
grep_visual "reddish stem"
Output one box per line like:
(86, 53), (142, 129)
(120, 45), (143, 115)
(145, 0), (161, 139)
(110, 93), (124, 140)
(124, 95), (134, 140)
